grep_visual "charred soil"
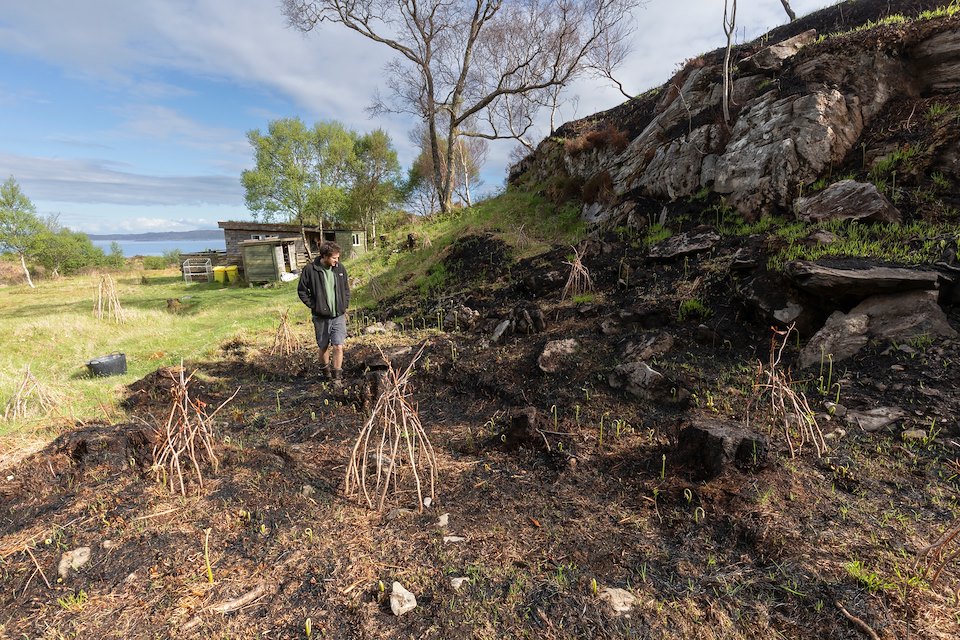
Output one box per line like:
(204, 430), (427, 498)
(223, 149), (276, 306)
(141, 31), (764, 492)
(3, 225), (960, 640)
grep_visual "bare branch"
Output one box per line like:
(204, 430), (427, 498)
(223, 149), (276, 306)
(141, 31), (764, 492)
(283, 0), (644, 213)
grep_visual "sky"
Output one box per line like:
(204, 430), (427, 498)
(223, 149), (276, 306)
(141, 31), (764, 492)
(0, 0), (832, 234)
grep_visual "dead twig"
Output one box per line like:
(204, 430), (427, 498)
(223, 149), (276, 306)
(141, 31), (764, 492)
(181, 583), (268, 631)
(344, 344), (438, 512)
(561, 245), (593, 301)
(24, 545), (51, 589)
(3, 365), (59, 421)
(914, 519), (960, 594)
(749, 323), (826, 458)
(151, 363), (239, 495)
(835, 600), (881, 640)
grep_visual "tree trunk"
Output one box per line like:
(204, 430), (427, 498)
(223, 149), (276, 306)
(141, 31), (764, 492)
(300, 224), (313, 263)
(779, 0), (797, 22)
(722, 0), (737, 125)
(19, 252), (34, 288)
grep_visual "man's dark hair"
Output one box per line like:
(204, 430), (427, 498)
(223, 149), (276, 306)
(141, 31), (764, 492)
(317, 241), (342, 258)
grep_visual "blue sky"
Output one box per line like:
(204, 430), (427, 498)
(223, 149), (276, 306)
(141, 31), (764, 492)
(0, 0), (829, 233)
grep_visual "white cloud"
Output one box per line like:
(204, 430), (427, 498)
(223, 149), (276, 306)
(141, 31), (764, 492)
(0, 152), (243, 207)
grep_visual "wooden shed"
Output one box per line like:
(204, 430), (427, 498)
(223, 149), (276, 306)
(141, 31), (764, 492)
(218, 221), (368, 269)
(239, 239), (299, 283)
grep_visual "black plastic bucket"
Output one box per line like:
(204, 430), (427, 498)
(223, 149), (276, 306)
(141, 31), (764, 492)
(86, 353), (127, 377)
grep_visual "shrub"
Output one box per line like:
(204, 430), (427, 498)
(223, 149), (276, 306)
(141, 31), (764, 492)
(564, 125), (630, 156)
(581, 171), (614, 204)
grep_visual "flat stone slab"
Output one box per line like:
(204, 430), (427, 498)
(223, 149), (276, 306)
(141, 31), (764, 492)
(649, 231), (720, 259)
(785, 260), (940, 302)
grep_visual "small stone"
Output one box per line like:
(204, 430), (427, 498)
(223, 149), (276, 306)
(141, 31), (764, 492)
(443, 535), (466, 543)
(390, 581), (417, 616)
(824, 428), (846, 440)
(58, 547), (92, 579)
(437, 513), (449, 528)
(902, 429), (928, 442)
(102, 540), (117, 550)
(599, 587), (637, 614)
(385, 508), (415, 521)
(301, 484), (316, 498)
(890, 364), (905, 372)
(423, 497), (432, 508)
(450, 577), (470, 591)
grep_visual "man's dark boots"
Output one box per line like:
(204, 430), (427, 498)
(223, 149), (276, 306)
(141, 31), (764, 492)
(322, 364), (332, 381)
(332, 368), (343, 388)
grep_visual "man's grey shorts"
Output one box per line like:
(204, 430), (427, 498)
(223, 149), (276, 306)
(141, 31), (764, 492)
(312, 315), (347, 348)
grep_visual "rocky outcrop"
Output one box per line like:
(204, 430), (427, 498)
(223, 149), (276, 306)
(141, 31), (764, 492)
(513, 13), (960, 221)
(711, 88), (864, 217)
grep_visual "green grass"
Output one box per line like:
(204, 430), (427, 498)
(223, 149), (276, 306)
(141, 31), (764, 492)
(769, 220), (958, 270)
(0, 269), (301, 439)
(348, 189), (584, 309)
(813, 2), (960, 45)
(2, 190), (581, 441)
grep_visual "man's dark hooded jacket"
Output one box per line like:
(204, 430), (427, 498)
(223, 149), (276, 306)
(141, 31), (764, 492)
(297, 257), (350, 319)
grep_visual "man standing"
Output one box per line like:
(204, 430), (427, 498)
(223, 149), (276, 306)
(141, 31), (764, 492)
(298, 241), (350, 384)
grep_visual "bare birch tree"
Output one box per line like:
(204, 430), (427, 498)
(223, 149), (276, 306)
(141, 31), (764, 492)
(282, 0), (642, 214)
(722, 0), (737, 125)
(779, 0), (797, 22)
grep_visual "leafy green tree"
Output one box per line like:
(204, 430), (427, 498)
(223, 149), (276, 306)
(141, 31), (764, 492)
(346, 130), (402, 246)
(241, 118), (358, 256)
(106, 241), (125, 269)
(242, 117), (318, 224)
(33, 227), (108, 276)
(0, 176), (44, 287)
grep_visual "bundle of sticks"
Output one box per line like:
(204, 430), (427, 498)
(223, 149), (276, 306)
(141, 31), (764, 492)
(269, 308), (299, 356)
(3, 366), (57, 420)
(152, 365), (238, 495)
(94, 274), (126, 323)
(344, 346), (437, 511)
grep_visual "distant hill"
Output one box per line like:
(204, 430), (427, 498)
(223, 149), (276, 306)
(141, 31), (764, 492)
(87, 229), (224, 241)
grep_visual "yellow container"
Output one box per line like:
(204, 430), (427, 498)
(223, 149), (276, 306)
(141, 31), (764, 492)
(225, 265), (239, 283)
(212, 266), (227, 283)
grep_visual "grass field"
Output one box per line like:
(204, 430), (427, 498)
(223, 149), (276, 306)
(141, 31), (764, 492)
(0, 269), (305, 443)
(0, 190), (583, 450)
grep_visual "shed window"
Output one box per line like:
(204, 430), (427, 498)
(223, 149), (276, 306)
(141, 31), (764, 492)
(352, 233), (362, 246)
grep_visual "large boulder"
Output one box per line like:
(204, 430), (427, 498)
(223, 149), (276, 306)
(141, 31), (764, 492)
(742, 29), (818, 72)
(648, 230), (720, 260)
(798, 290), (957, 367)
(793, 180), (901, 224)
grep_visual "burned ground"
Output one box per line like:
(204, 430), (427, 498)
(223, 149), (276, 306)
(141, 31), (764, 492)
(2, 223), (960, 639)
